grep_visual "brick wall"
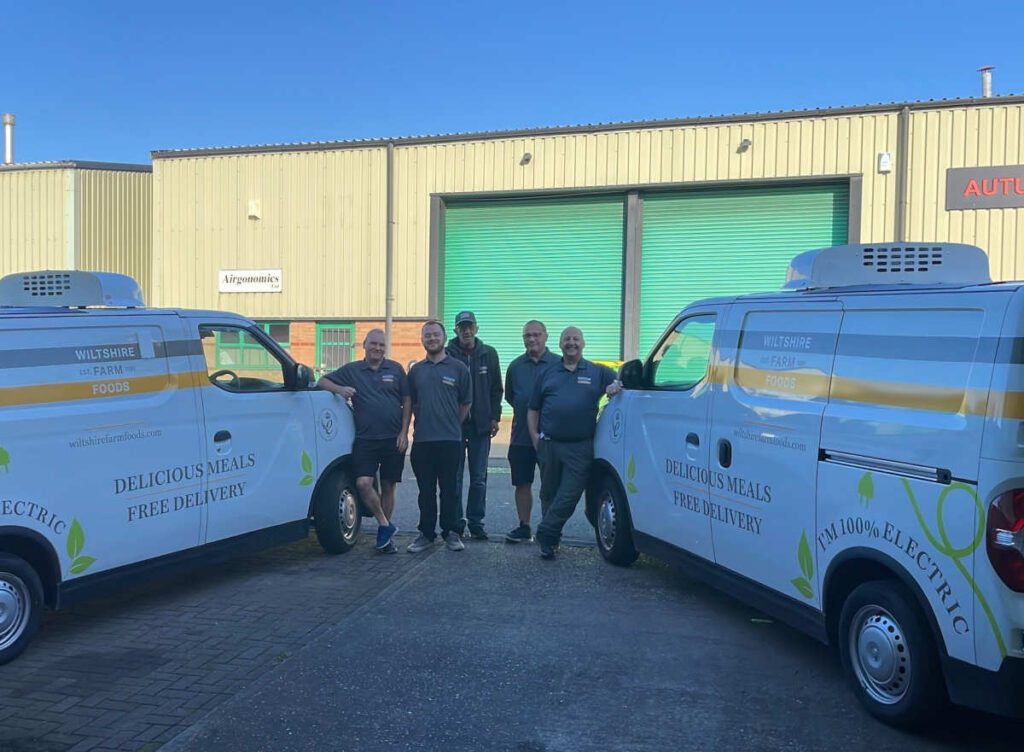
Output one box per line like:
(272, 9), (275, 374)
(289, 321), (317, 368)
(353, 320), (428, 371)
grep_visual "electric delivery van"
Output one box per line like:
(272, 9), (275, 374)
(0, 270), (361, 664)
(588, 243), (1024, 727)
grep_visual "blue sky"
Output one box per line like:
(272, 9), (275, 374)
(2, 0), (1022, 164)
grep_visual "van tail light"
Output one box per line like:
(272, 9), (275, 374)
(987, 489), (1024, 593)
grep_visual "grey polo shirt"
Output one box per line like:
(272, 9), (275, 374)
(529, 358), (616, 442)
(408, 354), (472, 442)
(505, 349), (558, 446)
(325, 358), (409, 440)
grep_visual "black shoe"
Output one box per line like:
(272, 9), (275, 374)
(466, 528), (489, 541)
(538, 540), (556, 559)
(505, 524), (532, 543)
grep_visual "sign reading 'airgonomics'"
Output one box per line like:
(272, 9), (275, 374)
(218, 269), (283, 293)
(946, 165), (1024, 210)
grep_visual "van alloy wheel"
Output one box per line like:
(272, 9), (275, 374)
(0, 574), (31, 652)
(848, 604), (911, 705)
(597, 490), (618, 551)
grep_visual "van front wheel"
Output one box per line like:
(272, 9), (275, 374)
(594, 477), (639, 566)
(313, 470), (361, 554)
(838, 579), (946, 729)
(0, 554), (44, 665)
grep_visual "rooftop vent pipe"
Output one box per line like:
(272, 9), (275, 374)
(979, 66), (994, 98)
(2, 114), (13, 165)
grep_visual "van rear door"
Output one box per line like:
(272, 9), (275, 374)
(709, 301), (842, 607)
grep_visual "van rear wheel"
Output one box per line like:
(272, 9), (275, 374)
(313, 470), (361, 554)
(595, 477), (639, 566)
(838, 579), (946, 729)
(0, 554), (44, 665)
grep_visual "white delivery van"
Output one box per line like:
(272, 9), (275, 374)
(587, 244), (1024, 727)
(0, 271), (362, 664)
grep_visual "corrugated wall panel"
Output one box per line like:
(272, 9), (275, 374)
(78, 170), (153, 299)
(906, 105), (1024, 281)
(153, 149), (388, 315)
(0, 169), (67, 275)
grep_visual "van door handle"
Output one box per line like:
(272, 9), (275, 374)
(214, 430), (231, 443)
(718, 439), (732, 468)
(686, 432), (700, 447)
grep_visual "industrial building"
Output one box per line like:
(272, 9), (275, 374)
(148, 95), (1024, 371)
(2, 95), (1023, 374)
(0, 159), (152, 293)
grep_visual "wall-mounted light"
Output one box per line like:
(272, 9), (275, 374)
(247, 199), (261, 220)
(520, 152), (532, 166)
(737, 138), (752, 154)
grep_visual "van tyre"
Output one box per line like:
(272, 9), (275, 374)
(313, 470), (361, 554)
(838, 579), (947, 729)
(0, 554), (44, 665)
(595, 476), (639, 566)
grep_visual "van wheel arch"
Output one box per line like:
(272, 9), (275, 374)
(307, 455), (364, 519)
(0, 528), (61, 608)
(823, 548), (946, 659)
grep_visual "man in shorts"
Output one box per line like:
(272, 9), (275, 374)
(503, 320), (557, 542)
(318, 328), (411, 553)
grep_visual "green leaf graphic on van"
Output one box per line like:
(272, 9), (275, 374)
(299, 450), (314, 486)
(67, 519), (85, 559)
(626, 456), (638, 494)
(66, 518), (97, 575)
(791, 531), (815, 600)
(0, 446), (9, 472)
(858, 472), (874, 507)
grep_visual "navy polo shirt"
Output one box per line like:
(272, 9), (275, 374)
(529, 358), (616, 442)
(325, 358), (409, 440)
(408, 355), (472, 442)
(505, 349), (558, 446)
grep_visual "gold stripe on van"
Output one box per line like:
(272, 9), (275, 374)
(0, 371), (210, 408)
(715, 363), (1005, 418)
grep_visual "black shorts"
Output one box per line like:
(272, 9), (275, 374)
(508, 444), (538, 487)
(351, 438), (405, 483)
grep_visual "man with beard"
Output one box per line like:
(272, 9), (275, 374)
(407, 320), (473, 553)
(445, 311), (503, 540)
(317, 328), (409, 553)
(503, 320), (557, 543)
(527, 327), (622, 559)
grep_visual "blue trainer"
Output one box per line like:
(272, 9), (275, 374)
(375, 522), (397, 550)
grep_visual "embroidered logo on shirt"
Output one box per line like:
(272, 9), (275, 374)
(577, 376), (592, 385)
(478, 365), (488, 374)
(381, 373), (396, 383)
(442, 375), (457, 387)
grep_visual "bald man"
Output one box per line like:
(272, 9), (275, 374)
(318, 328), (411, 553)
(527, 327), (621, 559)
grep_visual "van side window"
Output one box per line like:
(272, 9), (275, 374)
(650, 316), (716, 390)
(199, 326), (287, 392)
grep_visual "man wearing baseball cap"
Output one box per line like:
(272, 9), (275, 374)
(445, 310), (503, 540)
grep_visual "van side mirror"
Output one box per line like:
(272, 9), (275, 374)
(619, 359), (644, 389)
(288, 363), (315, 390)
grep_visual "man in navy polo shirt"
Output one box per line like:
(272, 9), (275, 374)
(317, 328), (411, 553)
(528, 326), (622, 559)
(407, 320), (473, 553)
(503, 320), (557, 543)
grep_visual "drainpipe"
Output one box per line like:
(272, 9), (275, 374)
(894, 107), (910, 242)
(2, 114), (13, 165)
(385, 142), (395, 356)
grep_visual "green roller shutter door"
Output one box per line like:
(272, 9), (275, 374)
(443, 196), (624, 364)
(639, 183), (849, 355)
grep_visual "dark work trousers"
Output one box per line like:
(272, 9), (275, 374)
(455, 429), (491, 533)
(410, 440), (463, 540)
(536, 438), (594, 547)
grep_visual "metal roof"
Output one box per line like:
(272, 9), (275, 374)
(0, 160), (152, 173)
(150, 93), (1024, 160)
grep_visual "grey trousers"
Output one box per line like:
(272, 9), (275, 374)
(536, 438), (594, 546)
